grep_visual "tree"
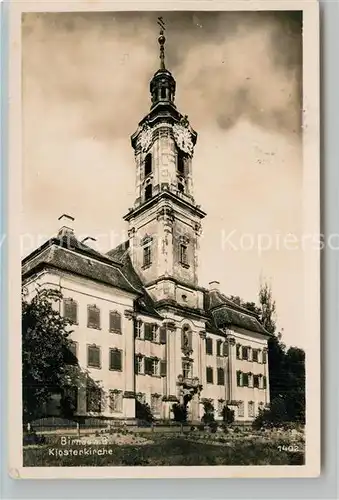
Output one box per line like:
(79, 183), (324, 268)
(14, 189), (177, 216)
(230, 282), (305, 424)
(22, 287), (102, 426)
(22, 288), (75, 424)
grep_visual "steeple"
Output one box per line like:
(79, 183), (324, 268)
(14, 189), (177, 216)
(150, 17), (176, 108)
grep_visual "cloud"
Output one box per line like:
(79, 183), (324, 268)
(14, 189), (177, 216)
(22, 11), (304, 347)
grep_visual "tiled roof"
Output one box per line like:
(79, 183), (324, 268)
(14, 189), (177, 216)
(22, 233), (140, 296)
(107, 241), (162, 319)
(204, 289), (269, 336)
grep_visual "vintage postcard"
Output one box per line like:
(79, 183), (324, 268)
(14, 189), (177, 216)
(8, 0), (320, 479)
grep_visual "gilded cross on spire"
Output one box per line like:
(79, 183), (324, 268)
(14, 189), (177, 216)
(157, 16), (166, 70)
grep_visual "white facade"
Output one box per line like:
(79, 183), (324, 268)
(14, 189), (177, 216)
(22, 32), (271, 424)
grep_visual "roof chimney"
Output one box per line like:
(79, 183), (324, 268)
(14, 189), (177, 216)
(209, 280), (220, 292)
(57, 214), (75, 237)
(81, 236), (97, 248)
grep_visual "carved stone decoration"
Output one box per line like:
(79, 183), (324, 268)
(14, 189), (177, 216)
(124, 309), (135, 320)
(194, 223), (202, 236)
(128, 227), (135, 239)
(228, 336), (236, 346)
(199, 330), (207, 339)
(139, 124), (153, 153)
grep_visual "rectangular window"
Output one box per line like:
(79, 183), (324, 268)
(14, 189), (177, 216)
(179, 244), (188, 266)
(86, 386), (102, 413)
(144, 323), (153, 341)
(217, 368), (225, 386)
(87, 345), (101, 369)
(216, 340), (222, 357)
(262, 350), (267, 364)
(253, 375), (260, 388)
(109, 311), (121, 333)
(237, 370), (242, 387)
(242, 372), (249, 387)
(66, 340), (78, 365)
(62, 386), (78, 412)
(206, 366), (214, 384)
(144, 357), (153, 375)
(236, 344), (241, 359)
(135, 320), (143, 339)
(263, 376), (267, 389)
(217, 399), (224, 416)
(151, 394), (162, 414)
(248, 401), (255, 418)
(135, 355), (144, 375)
(182, 361), (192, 379)
(143, 244), (152, 267)
(238, 401), (244, 418)
(87, 305), (100, 329)
(206, 337), (213, 355)
(109, 349), (122, 371)
(63, 298), (78, 324)
(109, 390), (123, 413)
(242, 346), (249, 360)
(252, 349), (258, 362)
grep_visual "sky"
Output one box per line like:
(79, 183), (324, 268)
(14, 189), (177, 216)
(22, 11), (304, 348)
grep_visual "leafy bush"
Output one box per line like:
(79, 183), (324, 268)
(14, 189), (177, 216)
(253, 397), (289, 429)
(136, 400), (154, 423)
(222, 405), (235, 425)
(201, 401), (215, 424)
(23, 431), (46, 446)
(172, 403), (188, 423)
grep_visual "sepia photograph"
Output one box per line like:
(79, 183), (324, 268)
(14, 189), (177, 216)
(8, 1), (320, 478)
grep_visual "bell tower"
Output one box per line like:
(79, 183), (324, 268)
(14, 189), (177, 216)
(124, 19), (206, 307)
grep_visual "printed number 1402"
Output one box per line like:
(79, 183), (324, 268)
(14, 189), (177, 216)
(278, 445), (299, 452)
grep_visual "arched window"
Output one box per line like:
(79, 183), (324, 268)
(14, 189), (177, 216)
(178, 182), (185, 194)
(144, 153), (152, 177)
(145, 183), (153, 201)
(177, 152), (185, 176)
(181, 325), (192, 353)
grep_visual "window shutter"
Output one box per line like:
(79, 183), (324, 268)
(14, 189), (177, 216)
(206, 338), (213, 355)
(88, 346), (100, 368)
(217, 368), (225, 385)
(159, 326), (167, 344)
(109, 311), (121, 333)
(236, 370), (242, 386)
(160, 360), (167, 377)
(223, 341), (229, 357)
(88, 305), (100, 329)
(64, 299), (77, 324)
(145, 357), (153, 375)
(144, 323), (153, 341)
(263, 376), (267, 389)
(263, 351), (267, 364)
(110, 349), (122, 371)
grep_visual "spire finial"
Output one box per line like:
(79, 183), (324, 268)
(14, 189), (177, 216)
(157, 16), (166, 70)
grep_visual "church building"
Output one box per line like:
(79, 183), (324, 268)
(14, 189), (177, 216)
(22, 26), (271, 424)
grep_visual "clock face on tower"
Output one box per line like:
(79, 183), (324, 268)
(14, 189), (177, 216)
(173, 123), (194, 156)
(139, 125), (153, 153)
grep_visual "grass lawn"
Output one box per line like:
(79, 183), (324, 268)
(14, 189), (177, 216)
(23, 431), (305, 467)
